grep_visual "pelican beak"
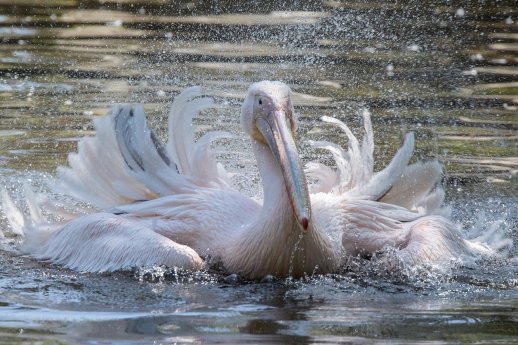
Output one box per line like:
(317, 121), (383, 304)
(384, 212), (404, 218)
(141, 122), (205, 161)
(256, 110), (311, 231)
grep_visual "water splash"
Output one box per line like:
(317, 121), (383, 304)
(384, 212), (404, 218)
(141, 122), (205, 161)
(288, 232), (305, 278)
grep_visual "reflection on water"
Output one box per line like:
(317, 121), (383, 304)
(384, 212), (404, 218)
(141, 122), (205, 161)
(0, 1), (517, 344)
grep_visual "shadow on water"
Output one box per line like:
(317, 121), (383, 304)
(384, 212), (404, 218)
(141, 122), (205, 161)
(0, 0), (517, 344)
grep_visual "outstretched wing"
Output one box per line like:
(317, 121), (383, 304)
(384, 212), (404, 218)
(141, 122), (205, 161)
(308, 110), (511, 264)
(0, 87), (258, 272)
(306, 109), (444, 215)
(56, 87), (233, 210)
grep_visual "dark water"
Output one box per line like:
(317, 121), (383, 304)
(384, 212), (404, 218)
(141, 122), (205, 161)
(0, 1), (517, 344)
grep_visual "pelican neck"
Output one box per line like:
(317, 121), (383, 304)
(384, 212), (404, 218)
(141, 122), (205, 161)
(252, 140), (295, 219)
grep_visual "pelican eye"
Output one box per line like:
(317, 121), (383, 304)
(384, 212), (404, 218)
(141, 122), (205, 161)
(258, 99), (262, 105)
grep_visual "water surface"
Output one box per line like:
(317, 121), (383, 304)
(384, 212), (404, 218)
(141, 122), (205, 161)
(0, 1), (517, 344)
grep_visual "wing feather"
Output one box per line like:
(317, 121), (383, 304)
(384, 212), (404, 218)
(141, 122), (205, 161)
(308, 113), (432, 207)
(29, 213), (205, 272)
(54, 87), (232, 210)
(379, 161), (443, 212)
(351, 132), (414, 200)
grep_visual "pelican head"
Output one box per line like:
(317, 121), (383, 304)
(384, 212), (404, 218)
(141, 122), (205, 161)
(241, 81), (311, 231)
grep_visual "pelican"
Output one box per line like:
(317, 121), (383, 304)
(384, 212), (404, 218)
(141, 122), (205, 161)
(1, 81), (511, 278)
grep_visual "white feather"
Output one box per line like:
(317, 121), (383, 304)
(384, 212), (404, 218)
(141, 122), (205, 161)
(379, 161), (443, 211)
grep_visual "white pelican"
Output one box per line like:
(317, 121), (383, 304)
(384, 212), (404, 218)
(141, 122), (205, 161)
(1, 81), (511, 278)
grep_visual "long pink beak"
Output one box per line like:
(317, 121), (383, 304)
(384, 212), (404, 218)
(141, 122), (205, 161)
(256, 110), (311, 231)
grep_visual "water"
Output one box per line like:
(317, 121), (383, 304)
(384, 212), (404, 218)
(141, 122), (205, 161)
(0, 1), (517, 344)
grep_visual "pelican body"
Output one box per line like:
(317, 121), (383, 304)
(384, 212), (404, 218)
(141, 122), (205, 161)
(1, 81), (511, 278)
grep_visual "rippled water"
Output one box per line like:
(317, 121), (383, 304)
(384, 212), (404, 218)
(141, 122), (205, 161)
(0, 1), (517, 344)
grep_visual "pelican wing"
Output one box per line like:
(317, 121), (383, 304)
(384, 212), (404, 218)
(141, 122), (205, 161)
(308, 111), (510, 265)
(307, 110), (444, 214)
(0, 87), (264, 272)
(56, 87), (233, 210)
(1, 177), (258, 272)
(21, 212), (205, 272)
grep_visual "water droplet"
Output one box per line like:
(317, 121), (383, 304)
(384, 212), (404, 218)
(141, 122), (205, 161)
(157, 90), (166, 97)
(470, 53), (484, 61)
(455, 8), (465, 17)
(406, 44), (421, 52)
(386, 64), (394, 76)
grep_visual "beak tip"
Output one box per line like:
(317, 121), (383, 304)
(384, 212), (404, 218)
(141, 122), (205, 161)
(301, 217), (309, 231)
